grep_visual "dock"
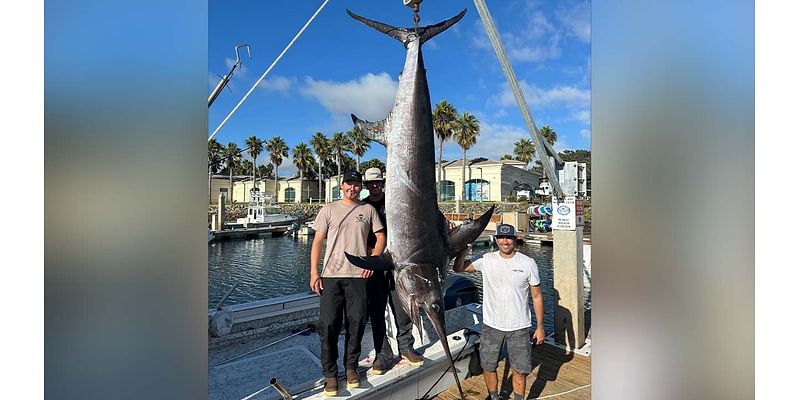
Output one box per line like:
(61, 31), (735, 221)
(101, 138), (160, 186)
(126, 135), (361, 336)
(433, 342), (591, 400)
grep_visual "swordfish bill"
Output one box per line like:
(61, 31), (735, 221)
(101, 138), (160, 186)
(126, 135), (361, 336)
(343, 8), (494, 400)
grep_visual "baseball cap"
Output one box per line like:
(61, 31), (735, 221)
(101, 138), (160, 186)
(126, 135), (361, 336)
(495, 223), (516, 237)
(363, 167), (384, 182)
(342, 170), (362, 183)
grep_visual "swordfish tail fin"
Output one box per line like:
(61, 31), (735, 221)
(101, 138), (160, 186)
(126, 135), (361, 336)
(346, 9), (467, 47)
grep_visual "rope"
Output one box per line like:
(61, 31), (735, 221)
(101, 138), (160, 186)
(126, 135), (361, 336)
(531, 384), (591, 399)
(212, 326), (314, 367)
(209, 0), (333, 142)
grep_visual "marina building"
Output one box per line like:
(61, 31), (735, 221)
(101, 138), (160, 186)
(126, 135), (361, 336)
(211, 158), (541, 204)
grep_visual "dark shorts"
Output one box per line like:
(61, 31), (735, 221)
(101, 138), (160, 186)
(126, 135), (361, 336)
(479, 324), (532, 374)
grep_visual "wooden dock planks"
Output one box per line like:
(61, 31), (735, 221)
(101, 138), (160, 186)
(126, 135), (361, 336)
(433, 343), (591, 399)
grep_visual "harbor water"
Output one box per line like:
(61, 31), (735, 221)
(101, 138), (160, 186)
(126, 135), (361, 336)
(209, 235), (588, 335)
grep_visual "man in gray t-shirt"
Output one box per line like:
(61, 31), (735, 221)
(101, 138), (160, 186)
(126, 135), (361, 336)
(454, 223), (544, 400)
(310, 171), (385, 396)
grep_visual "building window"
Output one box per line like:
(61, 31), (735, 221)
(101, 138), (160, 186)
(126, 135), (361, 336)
(439, 180), (455, 201)
(332, 186), (341, 200)
(284, 187), (296, 203)
(464, 179), (490, 201)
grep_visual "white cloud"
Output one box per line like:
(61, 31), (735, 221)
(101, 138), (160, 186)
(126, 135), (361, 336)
(493, 81), (590, 109)
(573, 109), (590, 124)
(441, 122), (534, 164)
(555, 1), (591, 43)
(579, 129), (591, 139)
(300, 73), (397, 121)
(259, 75), (295, 93)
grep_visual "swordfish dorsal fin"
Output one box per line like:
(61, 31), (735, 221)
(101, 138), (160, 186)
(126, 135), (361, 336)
(351, 113), (387, 147)
(346, 9), (467, 47)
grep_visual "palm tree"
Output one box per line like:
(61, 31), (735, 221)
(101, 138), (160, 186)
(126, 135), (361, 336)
(208, 139), (224, 204)
(513, 138), (535, 168)
(245, 136), (264, 195)
(539, 125), (557, 145)
(238, 159), (253, 176)
(223, 142), (242, 203)
(310, 132), (330, 202)
(292, 142), (314, 203)
(433, 100), (458, 190)
(347, 127), (370, 172)
(266, 136), (289, 201)
(452, 112), (480, 201)
(330, 131), (352, 188)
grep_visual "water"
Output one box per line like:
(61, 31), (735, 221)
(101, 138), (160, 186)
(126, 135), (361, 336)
(209, 235), (580, 335)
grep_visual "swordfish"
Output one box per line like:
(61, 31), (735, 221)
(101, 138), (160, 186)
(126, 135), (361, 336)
(344, 8), (495, 400)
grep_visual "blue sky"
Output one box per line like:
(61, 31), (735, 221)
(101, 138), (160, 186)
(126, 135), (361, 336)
(209, 0), (590, 177)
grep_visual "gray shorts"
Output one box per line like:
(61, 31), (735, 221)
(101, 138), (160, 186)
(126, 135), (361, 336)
(479, 324), (532, 374)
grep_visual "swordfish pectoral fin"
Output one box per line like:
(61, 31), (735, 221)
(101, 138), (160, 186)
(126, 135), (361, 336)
(447, 205), (496, 257)
(351, 114), (387, 147)
(344, 252), (394, 271)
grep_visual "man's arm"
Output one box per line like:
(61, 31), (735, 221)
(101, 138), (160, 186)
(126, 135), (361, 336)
(530, 285), (545, 345)
(452, 250), (476, 273)
(372, 230), (386, 255)
(310, 232), (326, 294)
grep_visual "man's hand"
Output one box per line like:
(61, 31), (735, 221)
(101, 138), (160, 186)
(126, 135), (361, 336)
(310, 274), (323, 295)
(360, 268), (374, 279)
(531, 327), (545, 345)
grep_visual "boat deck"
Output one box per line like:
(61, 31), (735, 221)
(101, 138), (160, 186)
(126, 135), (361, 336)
(433, 342), (591, 400)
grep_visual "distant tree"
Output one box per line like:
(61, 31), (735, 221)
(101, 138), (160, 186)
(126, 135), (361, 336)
(292, 142), (314, 202)
(223, 142), (242, 203)
(330, 131), (352, 187)
(453, 112), (480, 200)
(208, 139), (224, 204)
(245, 136), (264, 190)
(540, 125), (557, 145)
(433, 100), (458, 188)
(266, 136), (289, 201)
(347, 127), (370, 172)
(257, 164), (271, 181)
(501, 154), (514, 160)
(310, 132), (330, 201)
(238, 159), (253, 176)
(513, 138), (535, 168)
(360, 158), (386, 172)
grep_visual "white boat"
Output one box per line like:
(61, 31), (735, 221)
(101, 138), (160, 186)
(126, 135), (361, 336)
(229, 189), (298, 229)
(208, 277), (482, 400)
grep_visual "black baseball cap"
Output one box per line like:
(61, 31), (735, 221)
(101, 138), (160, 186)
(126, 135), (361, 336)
(495, 223), (516, 237)
(342, 170), (362, 183)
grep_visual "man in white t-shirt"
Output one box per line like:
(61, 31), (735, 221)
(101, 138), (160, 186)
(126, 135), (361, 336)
(453, 223), (545, 400)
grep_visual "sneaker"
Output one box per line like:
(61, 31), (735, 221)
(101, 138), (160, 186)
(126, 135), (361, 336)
(371, 357), (390, 375)
(323, 377), (338, 397)
(346, 369), (360, 389)
(401, 351), (424, 366)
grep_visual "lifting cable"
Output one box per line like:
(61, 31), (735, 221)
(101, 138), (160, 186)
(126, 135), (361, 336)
(209, 0), (333, 142)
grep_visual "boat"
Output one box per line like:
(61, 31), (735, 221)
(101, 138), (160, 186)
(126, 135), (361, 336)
(227, 188), (298, 229)
(209, 229), (215, 243)
(208, 276), (482, 400)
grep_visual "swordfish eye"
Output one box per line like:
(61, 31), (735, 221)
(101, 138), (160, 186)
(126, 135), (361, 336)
(430, 304), (440, 313)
